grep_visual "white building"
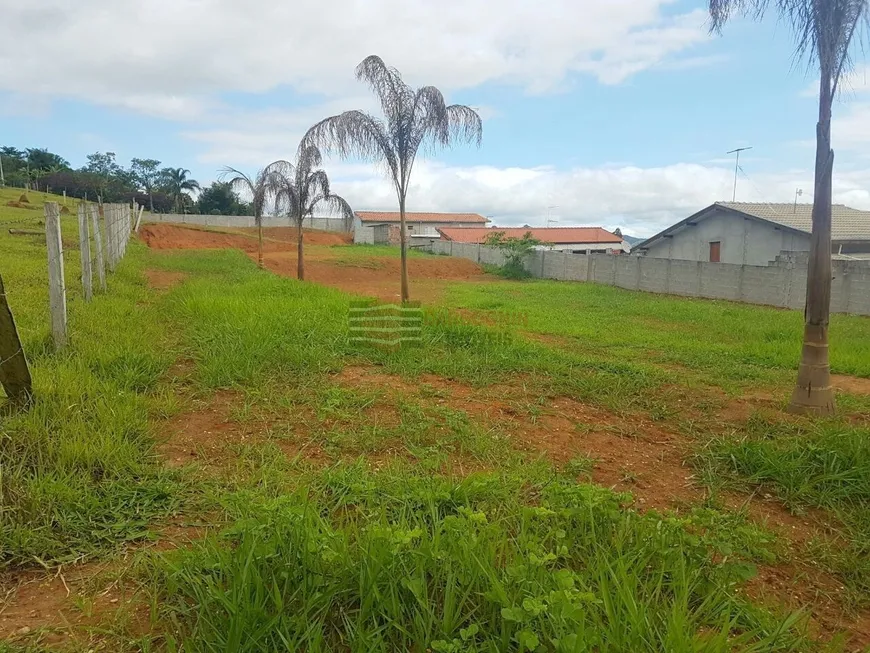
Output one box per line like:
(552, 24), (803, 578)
(353, 211), (488, 244)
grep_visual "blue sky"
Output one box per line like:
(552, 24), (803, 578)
(2, 0), (869, 236)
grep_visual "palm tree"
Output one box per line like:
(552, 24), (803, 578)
(161, 168), (201, 214)
(710, 0), (868, 416)
(219, 166), (279, 268)
(304, 55), (482, 302)
(269, 145), (354, 280)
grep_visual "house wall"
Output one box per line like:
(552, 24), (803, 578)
(354, 220), (484, 244)
(642, 208), (810, 266)
(424, 239), (870, 317)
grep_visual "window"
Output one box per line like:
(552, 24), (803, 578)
(709, 241), (721, 263)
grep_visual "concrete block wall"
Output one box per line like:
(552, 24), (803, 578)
(424, 240), (870, 317)
(146, 214), (349, 233)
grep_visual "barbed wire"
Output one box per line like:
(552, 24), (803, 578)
(0, 346), (24, 368)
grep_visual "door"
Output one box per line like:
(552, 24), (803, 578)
(709, 241), (721, 263)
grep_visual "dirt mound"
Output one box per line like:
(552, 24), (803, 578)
(18, 194), (29, 203)
(5, 201), (37, 210)
(59, 205), (71, 215)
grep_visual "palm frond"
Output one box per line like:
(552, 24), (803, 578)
(310, 193), (355, 221)
(355, 55), (414, 132)
(304, 111), (398, 181)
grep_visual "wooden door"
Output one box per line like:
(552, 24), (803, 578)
(709, 241), (721, 263)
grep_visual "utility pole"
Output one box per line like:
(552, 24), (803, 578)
(727, 147), (752, 202)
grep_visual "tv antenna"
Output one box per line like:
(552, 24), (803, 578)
(726, 147), (752, 202)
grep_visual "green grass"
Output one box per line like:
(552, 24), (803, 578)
(444, 279), (870, 386)
(2, 193), (868, 649)
(153, 463), (805, 653)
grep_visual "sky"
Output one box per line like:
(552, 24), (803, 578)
(1, 0), (869, 237)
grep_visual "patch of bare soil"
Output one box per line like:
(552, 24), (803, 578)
(832, 374), (870, 396)
(143, 268), (187, 290)
(0, 521), (202, 647)
(335, 365), (700, 511)
(742, 564), (870, 651)
(158, 390), (250, 468)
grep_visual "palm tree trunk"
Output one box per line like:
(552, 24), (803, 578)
(788, 71), (836, 415)
(399, 193), (410, 303)
(257, 216), (264, 269)
(297, 214), (305, 280)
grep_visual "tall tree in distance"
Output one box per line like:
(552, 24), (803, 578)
(270, 144), (354, 280)
(710, 0), (868, 416)
(130, 158), (162, 212)
(161, 167), (201, 214)
(219, 166), (278, 268)
(305, 55), (482, 302)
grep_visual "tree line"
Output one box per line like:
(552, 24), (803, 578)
(0, 147), (252, 216)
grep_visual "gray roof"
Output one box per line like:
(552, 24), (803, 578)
(717, 202), (870, 241)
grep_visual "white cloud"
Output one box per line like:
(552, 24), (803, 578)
(0, 0), (710, 118)
(291, 158), (870, 238)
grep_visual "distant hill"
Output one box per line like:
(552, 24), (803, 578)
(622, 234), (645, 246)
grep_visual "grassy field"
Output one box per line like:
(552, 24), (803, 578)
(1, 188), (869, 651)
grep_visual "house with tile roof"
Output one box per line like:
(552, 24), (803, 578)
(635, 202), (870, 266)
(437, 226), (630, 253)
(353, 211), (489, 244)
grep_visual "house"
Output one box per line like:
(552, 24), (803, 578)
(636, 202), (870, 266)
(437, 227), (630, 253)
(353, 211), (488, 244)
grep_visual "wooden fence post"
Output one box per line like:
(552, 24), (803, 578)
(0, 271), (33, 407)
(78, 202), (93, 302)
(89, 204), (106, 291)
(106, 204), (117, 272)
(44, 202), (68, 349)
(134, 205), (144, 233)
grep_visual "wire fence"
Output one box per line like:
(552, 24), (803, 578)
(2, 199), (138, 404)
(43, 201), (134, 349)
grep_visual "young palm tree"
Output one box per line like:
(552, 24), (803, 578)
(219, 166), (279, 268)
(269, 145), (354, 280)
(710, 0), (868, 416)
(162, 168), (201, 214)
(304, 55), (482, 303)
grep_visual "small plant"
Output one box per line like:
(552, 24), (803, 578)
(484, 231), (544, 280)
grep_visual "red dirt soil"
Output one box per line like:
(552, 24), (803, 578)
(139, 224), (488, 301)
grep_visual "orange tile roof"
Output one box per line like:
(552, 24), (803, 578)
(437, 227), (623, 244)
(356, 211), (488, 224)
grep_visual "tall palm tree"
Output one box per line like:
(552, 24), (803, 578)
(162, 168), (201, 214)
(304, 55), (482, 303)
(219, 166), (279, 268)
(269, 145), (354, 280)
(710, 0), (868, 416)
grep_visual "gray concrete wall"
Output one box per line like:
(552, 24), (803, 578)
(643, 208), (810, 266)
(425, 239), (870, 317)
(146, 214), (349, 233)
